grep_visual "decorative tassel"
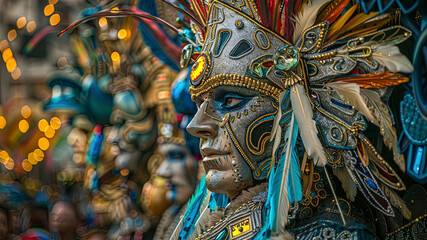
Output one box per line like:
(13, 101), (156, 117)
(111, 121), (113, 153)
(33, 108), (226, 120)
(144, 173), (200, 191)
(290, 84), (327, 166)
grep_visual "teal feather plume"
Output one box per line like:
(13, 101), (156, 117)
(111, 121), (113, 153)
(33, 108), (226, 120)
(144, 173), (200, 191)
(270, 114), (301, 232)
(174, 174), (208, 240)
(209, 192), (229, 211)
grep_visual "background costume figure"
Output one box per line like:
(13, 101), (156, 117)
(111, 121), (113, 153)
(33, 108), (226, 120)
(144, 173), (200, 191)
(149, 0), (427, 239)
(152, 67), (201, 240)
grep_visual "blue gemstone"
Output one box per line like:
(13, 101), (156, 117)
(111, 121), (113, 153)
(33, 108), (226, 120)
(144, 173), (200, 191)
(274, 45), (300, 71)
(310, 191), (317, 198)
(365, 178), (377, 191)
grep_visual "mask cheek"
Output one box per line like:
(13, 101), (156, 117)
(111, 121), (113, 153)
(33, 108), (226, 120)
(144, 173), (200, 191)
(227, 97), (277, 180)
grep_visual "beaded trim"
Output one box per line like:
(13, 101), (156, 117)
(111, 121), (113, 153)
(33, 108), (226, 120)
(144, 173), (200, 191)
(189, 74), (281, 101)
(386, 213), (427, 238)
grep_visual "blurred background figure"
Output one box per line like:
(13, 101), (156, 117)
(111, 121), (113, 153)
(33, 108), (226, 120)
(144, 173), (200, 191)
(20, 203), (52, 239)
(148, 67), (201, 240)
(49, 201), (79, 240)
(81, 229), (107, 240)
(0, 205), (9, 240)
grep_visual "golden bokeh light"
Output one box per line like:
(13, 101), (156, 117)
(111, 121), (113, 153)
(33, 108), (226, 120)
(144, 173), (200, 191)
(0, 150), (9, 161)
(11, 67), (21, 80)
(38, 119), (49, 132)
(5, 159), (14, 170)
(111, 7), (119, 13)
(38, 137), (50, 151)
(120, 168), (129, 176)
(18, 119), (29, 133)
(0, 116), (6, 129)
(28, 153), (37, 165)
(26, 21), (37, 33)
(34, 149), (44, 162)
(50, 117), (61, 130)
(118, 29), (127, 39)
(7, 30), (17, 41)
(111, 51), (120, 62)
(2, 48), (12, 62)
(49, 0), (59, 4)
(44, 4), (55, 16)
(17, 17), (27, 29)
(50, 14), (60, 26)
(6, 58), (17, 72)
(0, 40), (9, 52)
(22, 159), (33, 172)
(44, 126), (55, 138)
(21, 105), (31, 118)
(99, 17), (108, 29)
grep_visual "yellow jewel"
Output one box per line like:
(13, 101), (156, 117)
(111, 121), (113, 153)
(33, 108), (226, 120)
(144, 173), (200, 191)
(190, 56), (207, 82)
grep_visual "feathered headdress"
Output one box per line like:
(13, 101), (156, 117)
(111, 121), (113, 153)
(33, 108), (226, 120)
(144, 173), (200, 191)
(172, 0), (413, 237)
(59, 0), (414, 238)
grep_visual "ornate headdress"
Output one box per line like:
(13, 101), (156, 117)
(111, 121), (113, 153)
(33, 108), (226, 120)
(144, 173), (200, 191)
(174, 0), (415, 237)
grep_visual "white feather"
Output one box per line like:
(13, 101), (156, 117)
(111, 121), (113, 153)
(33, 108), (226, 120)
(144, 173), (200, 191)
(290, 84), (327, 166)
(270, 91), (286, 167)
(323, 81), (376, 124)
(276, 114), (295, 228)
(332, 167), (357, 201)
(372, 43), (414, 73)
(360, 89), (405, 172)
(380, 183), (411, 219)
(292, 0), (331, 43)
(187, 191), (212, 240)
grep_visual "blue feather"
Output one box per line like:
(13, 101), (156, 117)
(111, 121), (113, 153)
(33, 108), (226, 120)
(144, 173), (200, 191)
(178, 175), (208, 239)
(253, 167), (275, 239)
(209, 192), (229, 211)
(138, 0), (180, 71)
(287, 149), (303, 203)
(271, 114), (301, 232)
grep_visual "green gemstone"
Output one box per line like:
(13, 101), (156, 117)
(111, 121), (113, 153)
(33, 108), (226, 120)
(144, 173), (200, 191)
(273, 45), (300, 71)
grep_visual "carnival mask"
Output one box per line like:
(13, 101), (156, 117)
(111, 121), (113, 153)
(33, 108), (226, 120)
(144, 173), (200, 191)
(186, 1), (295, 198)
(156, 143), (198, 204)
(187, 86), (283, 198)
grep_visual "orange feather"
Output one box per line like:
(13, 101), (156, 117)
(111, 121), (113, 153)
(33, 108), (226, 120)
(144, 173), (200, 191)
(316, 0), (351, 25)
(330, 72), (410, 88)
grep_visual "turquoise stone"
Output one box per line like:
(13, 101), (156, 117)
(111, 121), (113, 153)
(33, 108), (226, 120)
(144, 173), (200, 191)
(273, 45), (300, 71)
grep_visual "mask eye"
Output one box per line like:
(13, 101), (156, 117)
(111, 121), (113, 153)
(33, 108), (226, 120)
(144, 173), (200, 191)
(225, 97), (243, 106)
(221, 93), (249, 110)
(168, 151), (185, 161)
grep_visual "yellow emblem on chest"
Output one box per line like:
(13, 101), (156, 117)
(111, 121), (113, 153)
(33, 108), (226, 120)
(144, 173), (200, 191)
(230, 217), (252, 239)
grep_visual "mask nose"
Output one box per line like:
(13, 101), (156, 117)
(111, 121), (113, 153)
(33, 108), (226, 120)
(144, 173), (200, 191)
(186, 101), (219, 139)
(156, 160), (172, 179)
